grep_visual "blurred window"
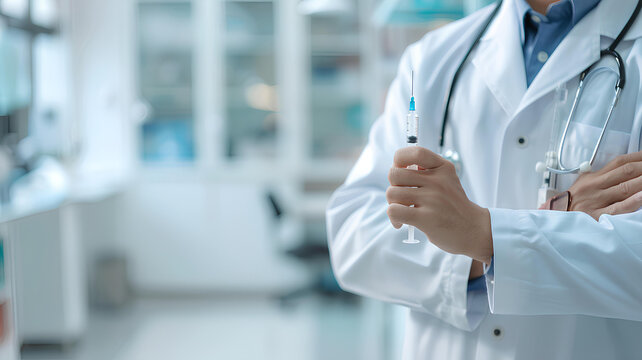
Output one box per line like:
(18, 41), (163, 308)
(224, 1), (278, 159)
(137, 2), (195, 163)
(0, 0), (58, 148)
(309, 15), (366, 160)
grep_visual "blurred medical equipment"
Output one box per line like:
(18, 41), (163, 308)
(439, 0), (641, 181)
(92, 253), (129, 309)
(10, 156), (69, 212)
(373, 0), (464, 26)
(298, 0), (354, 16)
(267, 191), (348, 305)
(404, 71), (420, 244)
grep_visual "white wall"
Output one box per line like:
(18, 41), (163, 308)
(115, 180), (310, 293)
(77, 181), (310, 294)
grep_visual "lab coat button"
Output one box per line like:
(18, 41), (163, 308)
(517, 136), (527, 147)
(537, 51), (549, 63)
(492, 327), (504, 339)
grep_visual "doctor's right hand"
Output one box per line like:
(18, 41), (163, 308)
(560, 151), (642, 220)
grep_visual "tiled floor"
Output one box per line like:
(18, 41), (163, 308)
(21, 295), (398, 360)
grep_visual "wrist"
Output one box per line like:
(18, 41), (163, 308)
(469, 260), (485, 280)
(470, 207), (493, 264)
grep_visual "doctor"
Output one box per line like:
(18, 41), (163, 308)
(326, 0), (642, 359)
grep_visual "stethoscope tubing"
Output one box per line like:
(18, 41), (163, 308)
(551, 49), (626, 174)
(439, 0), (504, 152)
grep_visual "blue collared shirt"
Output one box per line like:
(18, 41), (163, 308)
(515, 0), (601, 86)
(468, 271), (488, 292)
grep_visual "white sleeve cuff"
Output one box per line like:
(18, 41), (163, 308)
(482, 256), (495, 313)
(486, 207), (526, 313)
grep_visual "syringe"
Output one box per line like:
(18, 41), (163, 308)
(404, 71), (420, 244)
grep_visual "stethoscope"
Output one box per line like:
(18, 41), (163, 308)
(439, 0), (642, 177)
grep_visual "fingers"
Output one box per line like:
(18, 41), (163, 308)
(599, 161), (642, 189)
(394, 147), (445, 170)
(596, 191), (642, 219)
(386, 186), (421, 206)
(596, 151), (642, 175)
(601, 175), (642, 204)
(388, 167), (430, 186)
(387, 203), (419, 229)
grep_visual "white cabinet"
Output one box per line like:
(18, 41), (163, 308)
(0, 225), (19, 360)
(11, 205), (87, 345)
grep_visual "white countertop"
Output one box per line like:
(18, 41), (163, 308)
(0, 173), (128, 223)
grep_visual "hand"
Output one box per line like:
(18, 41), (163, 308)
(566, 151), (642, 220)
(386, 147), (493, 264)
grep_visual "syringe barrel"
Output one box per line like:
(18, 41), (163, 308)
(406, 111), (418, 144)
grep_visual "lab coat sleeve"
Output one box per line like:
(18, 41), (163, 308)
(326, 46), (483, 332)
(486, 208), (642, 320)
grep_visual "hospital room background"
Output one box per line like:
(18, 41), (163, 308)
(0, 0), (492, 359)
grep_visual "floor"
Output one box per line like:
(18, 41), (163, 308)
(21, 295), (400, 360)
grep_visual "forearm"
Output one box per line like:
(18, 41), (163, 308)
(486, 208), (642, 320)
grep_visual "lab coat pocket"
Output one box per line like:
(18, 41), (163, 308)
(557, 122), (631, 190)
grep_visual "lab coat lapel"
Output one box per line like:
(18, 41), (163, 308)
(515, 3), (601, 115)
(471, 0), (526, 118)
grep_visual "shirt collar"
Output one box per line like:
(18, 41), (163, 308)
(514, 0), (602, 43)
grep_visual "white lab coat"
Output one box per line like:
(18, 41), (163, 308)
(326, 0), (642, 358)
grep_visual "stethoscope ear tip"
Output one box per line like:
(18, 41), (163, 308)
(579, 161), (592, 173)
(535, 161), (547, 173)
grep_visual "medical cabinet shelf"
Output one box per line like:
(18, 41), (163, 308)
(131, 0), (380, 183)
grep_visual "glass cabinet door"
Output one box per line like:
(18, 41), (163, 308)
(308, 12), (366, 160)
(137, 2), (195, 163)
(224, 0), (278, 160)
